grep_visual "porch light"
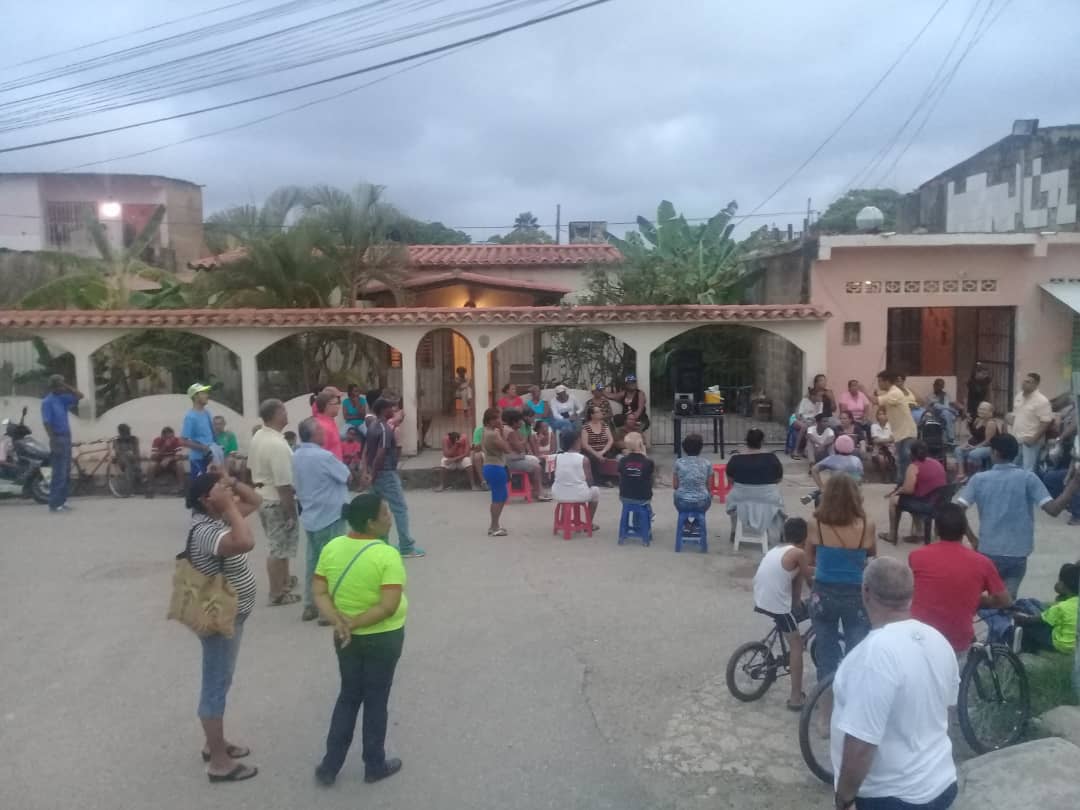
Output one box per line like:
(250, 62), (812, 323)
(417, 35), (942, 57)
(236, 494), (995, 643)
(98, 201), (122, 219)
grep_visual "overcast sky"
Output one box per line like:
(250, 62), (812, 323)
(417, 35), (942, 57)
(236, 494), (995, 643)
(3, 0), (1079, 240)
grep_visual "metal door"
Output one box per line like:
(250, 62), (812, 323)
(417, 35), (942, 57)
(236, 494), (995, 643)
(973, 307), (1015, 415)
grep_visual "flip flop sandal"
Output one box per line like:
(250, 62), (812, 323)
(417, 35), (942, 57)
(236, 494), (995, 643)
(208, 763), (258, 783)
(269, 593), (301, 606)
(202, 745), (250, 762)
(877, 532), (898, 545)
(488, 528), (508, 537)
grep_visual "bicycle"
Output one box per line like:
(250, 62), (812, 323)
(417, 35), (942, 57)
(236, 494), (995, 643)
(726, 608), (819, 702)
(68, 439), (144, 498)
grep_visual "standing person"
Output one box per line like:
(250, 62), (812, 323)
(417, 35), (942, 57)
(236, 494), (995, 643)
(435, 430), (481, 492)
(496, 383), (524, 411)
(606, 374), (650, 433)
(550, 384), (581, 435)
(839, 379), (874, 441)
(954, 402), (998, 482)
(880, 440), (946, 545)
(212, 415), (243, 476)
(149, 426), (186, 495)
(966, 361), (992, 417)
(293, 416), (351, 623)
(40, 373), (83, 513)
(480, 407), (512, 536)
(831, 558), (959, 810)
(869, 407), (895, 477)
(363, 398), (425, 558)
(954, 433), (1078, 597)
(868, 370), (917, 484)
(806, 474), (876, 681)
(342, 385), (369, 439)
(454, 366), (472, 419)
(1012, 372), (1053, 472)
(552, 430), (601, 527)
(314, 388), (344, 462)
(752, 518), (812, 710)
(249, 399), (301, 607)
(581, 404), (616, 486)
(909, 504), (1012, 653)
(181, 382), (222, 480)
(312, 493), (407, 787)
(186, 471), (262, 783)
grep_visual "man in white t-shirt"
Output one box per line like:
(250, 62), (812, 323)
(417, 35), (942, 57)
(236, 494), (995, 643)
(805, 412), (835, 470)
(831, 557), (959, 810)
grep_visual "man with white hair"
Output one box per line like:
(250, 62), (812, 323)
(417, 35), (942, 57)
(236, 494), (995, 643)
(831, 557), (959, 810)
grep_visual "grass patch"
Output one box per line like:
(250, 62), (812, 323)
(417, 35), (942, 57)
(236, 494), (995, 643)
(1023, 652), (1077, 715)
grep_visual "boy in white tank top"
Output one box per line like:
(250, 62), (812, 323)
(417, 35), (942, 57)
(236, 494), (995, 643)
(751, 518), (812, 710)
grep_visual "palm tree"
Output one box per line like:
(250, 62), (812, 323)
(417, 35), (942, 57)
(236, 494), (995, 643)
(203, 185), (305, 253)
(514, 211), (540, 231)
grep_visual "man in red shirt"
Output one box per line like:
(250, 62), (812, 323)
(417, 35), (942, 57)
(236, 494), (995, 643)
(910, 503), (1012, 652)
(148, 426), (185, 495)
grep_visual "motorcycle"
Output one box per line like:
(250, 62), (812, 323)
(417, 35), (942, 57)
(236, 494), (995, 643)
(0, 407), (52, 504)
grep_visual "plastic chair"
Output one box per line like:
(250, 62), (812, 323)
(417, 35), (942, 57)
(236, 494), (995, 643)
(675, 509), (708, 553)
(508, 470), (533, 503)
(553, 502), (592, 540)
(710, 464), (733, 503)
(733, 517), (769, 554)
(618, 503), (652, 546)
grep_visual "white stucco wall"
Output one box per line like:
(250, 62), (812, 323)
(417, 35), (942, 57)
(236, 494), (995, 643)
(945, 163), (1078, 233)
(0, 176), (44, 251)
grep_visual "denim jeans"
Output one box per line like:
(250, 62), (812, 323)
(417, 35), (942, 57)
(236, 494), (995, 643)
(1042, 468), (1080, 518)
(320, 627), (404, 776)
(48, 433), (72, 509)
(986, 554), (1028, 599)
(810, 582), (870, 678)
(855, 782), (957, 810)
(548, 417), (574, 437)
(930, 404), (957, 443)
(895, 438), (914, 485)
(371, 471), (414, 553)
(198, 612), (248, 719)
(954, 444), (992, 475)
(306, 518), (346, 608)
(674, 492), (711, 513)
(1019, 439), (1044, 472)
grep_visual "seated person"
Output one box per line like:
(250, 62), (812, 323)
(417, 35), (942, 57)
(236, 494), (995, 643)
(211, 415), (243, 477)
(909, 503), (1012, 653)
(533, 420), (557, 482)
(436, 430), (481, 492)
(113, 423), (143, 483)
(804, 412), (835, 469)
(726, 429), (786, 541)
(501, 408), (551, 501)
(868, 405), (896, 478)
(752, 518), (812, 710)
(728, 428), (784, 486)
(581, 404), (617, 486)
(673, 433), (712, 534)
(791, 388), (822, 460)
(811, 434), (863, 491)
(341, 426), (365, 469)
(1015, 563), (1079, 656)
(954, 401), (998, 482)
(927, 377), (962, 443)
(149, 426), (185, 495)
(835, 409), (862, 452)
(283, 430), (298, 451)
(618, 431), (654, 510)
(881, 440), (947, 545)
(551, 430), (600, 527)
(612, 412), (644, 453)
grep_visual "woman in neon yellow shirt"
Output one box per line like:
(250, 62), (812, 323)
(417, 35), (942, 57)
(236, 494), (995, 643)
(312, 493), (407, 787)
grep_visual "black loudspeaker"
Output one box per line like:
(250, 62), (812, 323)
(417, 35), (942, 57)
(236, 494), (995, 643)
(670, 349), (704, 404)
(674, 394), (694, 417)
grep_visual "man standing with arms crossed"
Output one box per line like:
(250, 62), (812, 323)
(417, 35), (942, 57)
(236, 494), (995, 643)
(292, 416), (351, 623)
(41, 374), (83, 513)
(1012, 372), (1053, 472)
(363, 398), (425, 558)
(249, 399), (301, 606)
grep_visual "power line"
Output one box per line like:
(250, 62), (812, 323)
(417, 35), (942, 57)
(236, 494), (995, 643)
(732, 0), (952, 225)
(0, 0), (615, 155)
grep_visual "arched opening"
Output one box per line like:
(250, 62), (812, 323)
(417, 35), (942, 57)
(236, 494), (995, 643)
(0, 332), (74, 397)
(256, 330), (399, 403)
(416, 329), (474, 447)
(648, 324), (805, 447)
(90, 330), (242, 413)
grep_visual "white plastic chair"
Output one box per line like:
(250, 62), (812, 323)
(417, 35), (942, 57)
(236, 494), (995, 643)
(733, 519), (769, 554)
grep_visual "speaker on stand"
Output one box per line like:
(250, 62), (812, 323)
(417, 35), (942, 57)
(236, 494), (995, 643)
(670, 349), (704, 414)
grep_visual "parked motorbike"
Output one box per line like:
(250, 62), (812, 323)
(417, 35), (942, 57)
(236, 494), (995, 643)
(0, 407), (51, 504)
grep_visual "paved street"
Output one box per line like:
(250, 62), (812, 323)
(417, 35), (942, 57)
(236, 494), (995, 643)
(1, 469), (1075, 810)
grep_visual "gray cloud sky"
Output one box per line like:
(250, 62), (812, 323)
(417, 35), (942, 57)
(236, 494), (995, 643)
(4, 0), (1079, 240)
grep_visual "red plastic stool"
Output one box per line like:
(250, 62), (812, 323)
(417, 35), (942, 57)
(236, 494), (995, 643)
(710, 464), (733, 503)
(508, 470), (533, 503)
(552, 502), (592, 540)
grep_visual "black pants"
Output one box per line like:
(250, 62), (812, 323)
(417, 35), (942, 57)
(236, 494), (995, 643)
(321, 627), (404, 776)
(856, 782), (957, 810)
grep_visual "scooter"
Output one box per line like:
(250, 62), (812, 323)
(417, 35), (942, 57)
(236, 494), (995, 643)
(0, 407), (51, 504)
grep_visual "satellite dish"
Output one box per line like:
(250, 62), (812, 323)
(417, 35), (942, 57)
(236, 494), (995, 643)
(856, 206), (885, 232)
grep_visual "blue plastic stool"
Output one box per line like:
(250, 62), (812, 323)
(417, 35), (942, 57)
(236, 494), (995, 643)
(618, 503), (652, 546)
(675, 509), (708, 553)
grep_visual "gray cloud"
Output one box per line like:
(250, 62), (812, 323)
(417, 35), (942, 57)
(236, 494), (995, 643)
(4, 0), (1079, 239)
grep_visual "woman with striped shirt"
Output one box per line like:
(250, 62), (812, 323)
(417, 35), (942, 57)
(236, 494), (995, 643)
(187, 471), (262, 783)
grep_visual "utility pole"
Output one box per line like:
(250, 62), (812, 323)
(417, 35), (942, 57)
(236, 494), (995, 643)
(555, 203), (561, 244)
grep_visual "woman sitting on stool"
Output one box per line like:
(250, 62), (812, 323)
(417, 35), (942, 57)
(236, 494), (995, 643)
(673, 433), (713, 533)
(551, 431), (600, 529)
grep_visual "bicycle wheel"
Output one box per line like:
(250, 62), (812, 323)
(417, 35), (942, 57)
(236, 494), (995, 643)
(799, 673), (835, 785)
(725, 642), (778, 702)
(957, 645), (1030, 754)
(108, 460), (134, 498)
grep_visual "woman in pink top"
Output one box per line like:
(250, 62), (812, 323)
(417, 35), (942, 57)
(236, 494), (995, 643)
(881, 440), (946, 544)
(497, 383), (525, 411)
(313, 389), (344, 461)
(838, 379), (873, 439)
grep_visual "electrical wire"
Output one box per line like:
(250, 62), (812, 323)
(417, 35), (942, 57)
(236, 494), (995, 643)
(0, 0), (617, 156)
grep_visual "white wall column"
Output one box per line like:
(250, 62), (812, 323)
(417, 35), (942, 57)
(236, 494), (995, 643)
(471, 346), (492, 431)
(72, 346), (95, 419)
(382, 329), (423, 456)
(239, 349), (259, 421)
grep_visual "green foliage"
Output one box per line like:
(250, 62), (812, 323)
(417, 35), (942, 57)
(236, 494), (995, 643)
(391, 218), (471, 244)
(203, 185), (304, 253)
(817, 188), (901, 233)
(9, 336), (74, 391)
(488, 211), (554, 244)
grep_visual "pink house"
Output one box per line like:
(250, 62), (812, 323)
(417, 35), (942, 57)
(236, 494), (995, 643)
(810, 233), (1080, 411)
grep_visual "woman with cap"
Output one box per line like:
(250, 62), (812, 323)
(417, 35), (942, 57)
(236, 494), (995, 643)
(588, 384), (614, 425)
(549, 384), (580, 436)
(186, 470), (262, 783)
(312, 493), (408, 787)
(606, 375), (650, 432)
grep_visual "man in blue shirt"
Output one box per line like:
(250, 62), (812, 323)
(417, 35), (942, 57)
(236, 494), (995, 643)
(180, 382), (222, 479)
(40, 374), (83, 512)
(955, 433), (1078, 597)
(292, 416), (351, 623)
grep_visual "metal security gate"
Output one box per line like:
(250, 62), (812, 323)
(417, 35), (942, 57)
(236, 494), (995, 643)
(973, 307), (1015, 416)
